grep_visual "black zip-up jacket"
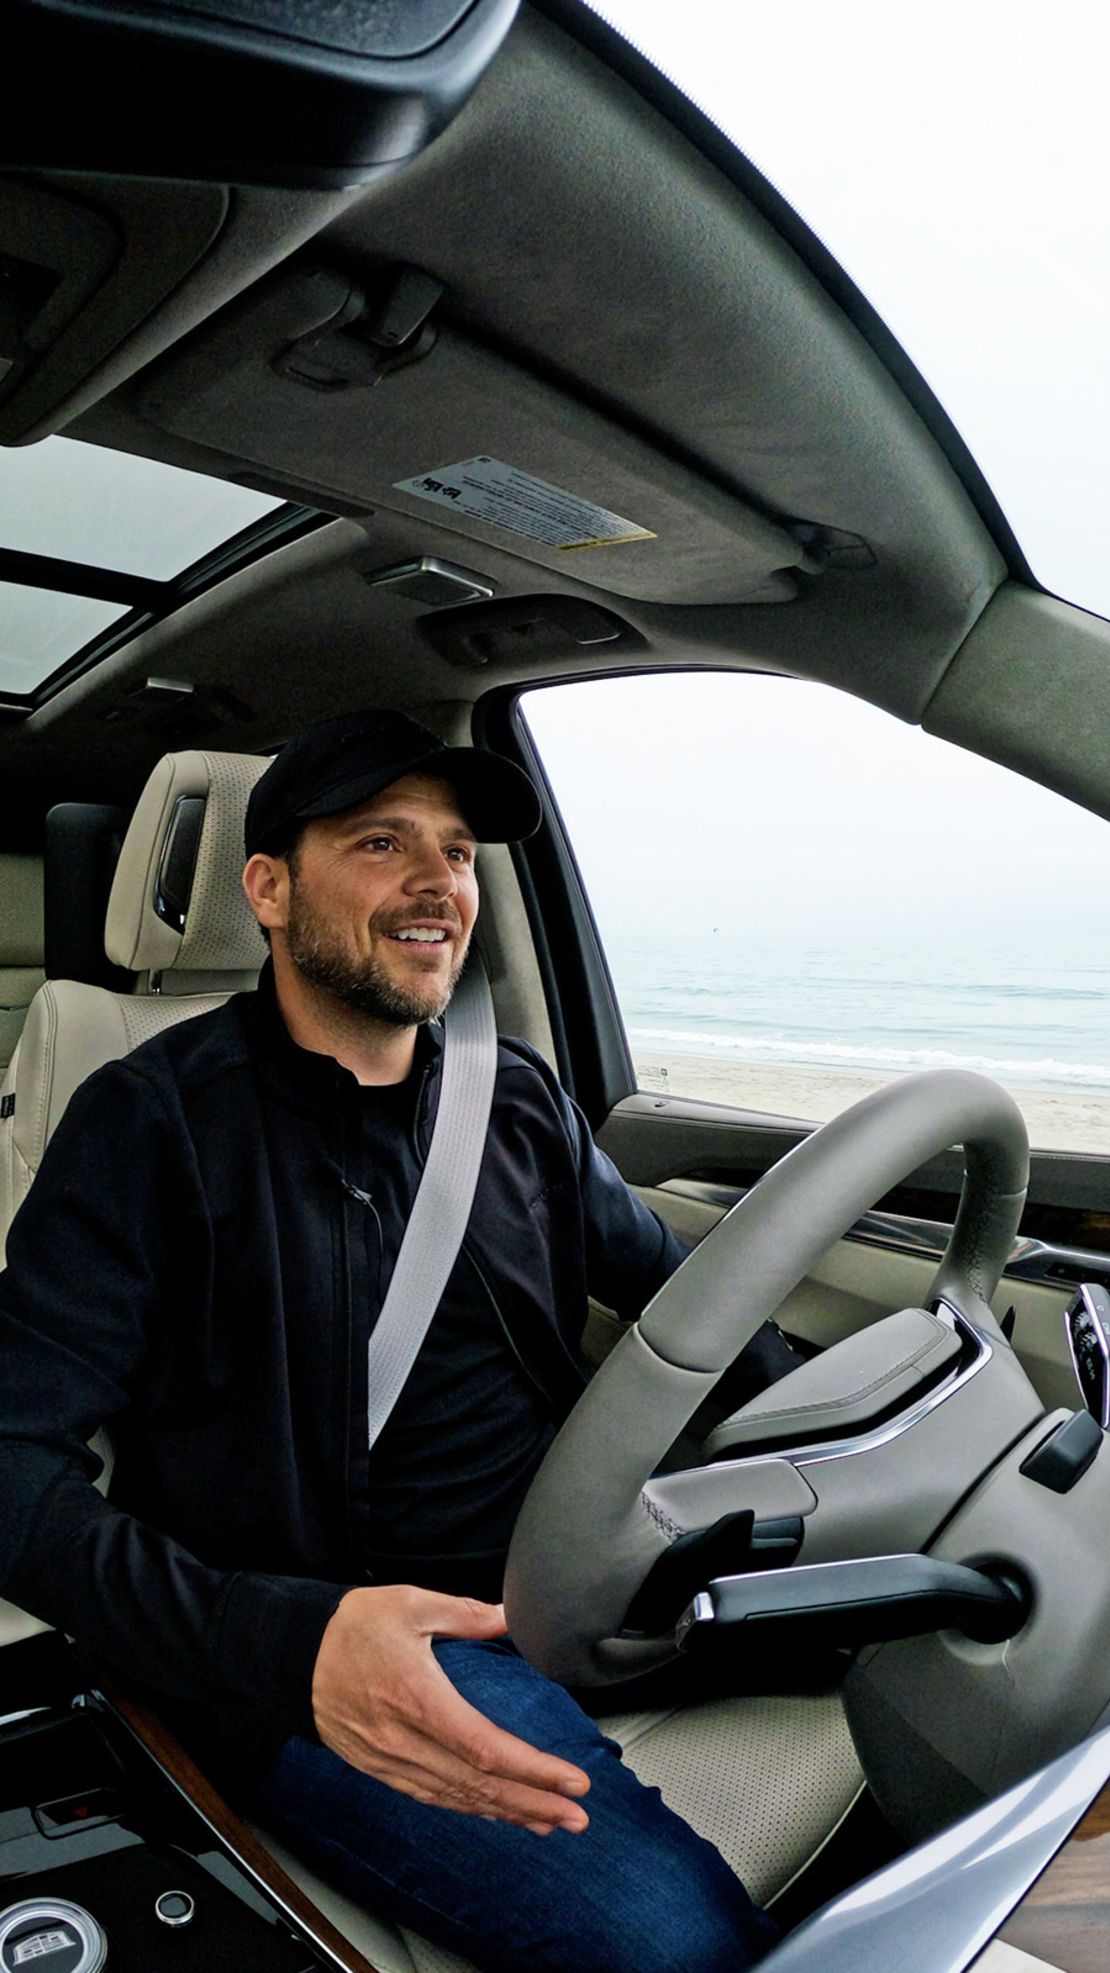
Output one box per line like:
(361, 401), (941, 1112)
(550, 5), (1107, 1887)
(0, 968), (684, 1774)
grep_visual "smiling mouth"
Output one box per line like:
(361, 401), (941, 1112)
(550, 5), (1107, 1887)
(388, 927), (450, 945)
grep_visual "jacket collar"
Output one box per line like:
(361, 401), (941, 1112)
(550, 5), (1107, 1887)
(239, 958), (443, 1115)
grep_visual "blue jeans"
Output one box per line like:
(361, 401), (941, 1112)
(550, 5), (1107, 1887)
(255, 1639), (778, 1973)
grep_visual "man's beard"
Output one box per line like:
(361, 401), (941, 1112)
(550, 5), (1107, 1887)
(285, 885), (466, 1027)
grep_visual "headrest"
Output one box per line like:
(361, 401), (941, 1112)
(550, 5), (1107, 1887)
(0, 854), (43, 968)
(106, 751), (268, 979)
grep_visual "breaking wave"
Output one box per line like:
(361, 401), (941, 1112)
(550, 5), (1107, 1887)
(627, 1025), (1110, 1088)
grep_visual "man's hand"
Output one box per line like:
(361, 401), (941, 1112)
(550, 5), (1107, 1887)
(311, 1585), (591, 1834)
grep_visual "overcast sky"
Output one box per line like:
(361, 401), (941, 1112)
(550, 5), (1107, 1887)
(588, 0), (1110, 624)
(524, 672), (1110, 945)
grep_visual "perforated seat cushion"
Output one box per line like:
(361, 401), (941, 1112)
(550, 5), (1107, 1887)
(256, 1690), (863, 1973)
(0, 853), (44, 1077)
(600, 1691), (862, 1906)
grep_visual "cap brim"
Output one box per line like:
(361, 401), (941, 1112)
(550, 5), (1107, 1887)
(294, 745), (543, 843)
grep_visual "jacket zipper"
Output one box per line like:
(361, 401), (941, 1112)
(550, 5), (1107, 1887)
(339, 1099), (358, 1573)
(339, 1053), (434, 1577)
(411, 1055), (436, 1163)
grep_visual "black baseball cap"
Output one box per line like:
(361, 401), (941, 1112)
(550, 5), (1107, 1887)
(245, 710), (543, 857)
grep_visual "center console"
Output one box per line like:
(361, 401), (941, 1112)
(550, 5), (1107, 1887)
(0, 1637), (353, 1973)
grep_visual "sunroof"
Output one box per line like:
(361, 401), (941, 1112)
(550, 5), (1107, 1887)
(0, 583), (129, 694)
(0, 437), (299, 700)
(0, 437), (282, 580)
(585, 1), (1110, 624)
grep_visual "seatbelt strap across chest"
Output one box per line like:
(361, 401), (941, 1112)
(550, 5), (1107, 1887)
(365, 957), (498, 1451)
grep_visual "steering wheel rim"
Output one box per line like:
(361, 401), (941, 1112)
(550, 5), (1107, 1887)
(504, 1069), (1031, 1686)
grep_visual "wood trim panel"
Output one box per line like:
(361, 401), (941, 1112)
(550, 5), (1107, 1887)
(999, 1778), (1110, 1971)
(95, 1673), (382, 1973)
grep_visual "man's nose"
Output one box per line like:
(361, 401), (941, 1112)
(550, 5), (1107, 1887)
(403, 845), (458, 896)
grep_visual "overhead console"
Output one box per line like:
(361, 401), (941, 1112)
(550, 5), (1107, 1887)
(3, 0), (519, 189)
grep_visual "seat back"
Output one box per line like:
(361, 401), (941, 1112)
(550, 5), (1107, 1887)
(0, 852), (44, 1080)
(0, 751), (266, 1653)
(0, 751), (266, 1258)
(0, 804), (131, 1248)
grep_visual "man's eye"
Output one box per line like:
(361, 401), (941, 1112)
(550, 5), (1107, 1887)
(446, 845), (474, 864)
(361, 836), (396, 852)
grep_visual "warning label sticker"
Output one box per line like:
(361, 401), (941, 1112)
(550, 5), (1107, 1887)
(393, 457), (655, 552)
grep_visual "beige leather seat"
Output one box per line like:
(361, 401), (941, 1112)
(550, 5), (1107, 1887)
(0, 750), (266, 1257)
(0, 746), (864, 1972)
(0, 750), (267, 1650)
(0, 851), (44, 1080)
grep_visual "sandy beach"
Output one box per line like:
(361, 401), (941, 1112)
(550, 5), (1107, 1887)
(633, 1049), (1110, 1157)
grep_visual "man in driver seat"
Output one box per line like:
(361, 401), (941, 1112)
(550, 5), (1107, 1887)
(0, 713), (785, 1972)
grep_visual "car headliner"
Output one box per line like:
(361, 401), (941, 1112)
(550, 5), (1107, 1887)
(0, 1), (1105, 844)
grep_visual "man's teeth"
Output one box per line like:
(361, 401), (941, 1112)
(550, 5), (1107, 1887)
(393, 929), (448, 943)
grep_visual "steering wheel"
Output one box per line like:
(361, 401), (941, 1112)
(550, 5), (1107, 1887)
(504, 1069), (1038, 1687)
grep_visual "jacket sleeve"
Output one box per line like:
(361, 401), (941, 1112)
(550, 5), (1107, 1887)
(533, 1058), (810, 1405)
(0, 1060), (347, 1749)
(508, 1043), (689, 1317)
(571, 1100), (690, 1318)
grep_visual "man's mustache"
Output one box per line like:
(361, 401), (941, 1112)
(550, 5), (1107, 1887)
(375, 907), (465, 937)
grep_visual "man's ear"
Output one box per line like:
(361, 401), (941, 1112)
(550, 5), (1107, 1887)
(242, 852), (289, 933)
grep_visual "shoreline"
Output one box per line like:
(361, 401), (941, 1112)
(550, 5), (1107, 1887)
(632, 1049), (1110, 1156)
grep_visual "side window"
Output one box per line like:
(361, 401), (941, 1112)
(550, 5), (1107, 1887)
(521, 672), (1110, 1157)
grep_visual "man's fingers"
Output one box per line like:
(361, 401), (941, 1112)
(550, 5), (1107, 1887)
(416, 1653), (590, 1800)
(312, 1584), (590, 1829)
(359, 1728), (591, 1831)
(412, 1591), (509, 1642)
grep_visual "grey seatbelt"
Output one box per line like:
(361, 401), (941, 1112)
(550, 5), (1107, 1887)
(366, 956), (498, 1450)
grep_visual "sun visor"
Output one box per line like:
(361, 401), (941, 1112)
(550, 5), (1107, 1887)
(4, 0), (519, 188)
(137, 262), (812, 607)
(0, 177), (233, 444)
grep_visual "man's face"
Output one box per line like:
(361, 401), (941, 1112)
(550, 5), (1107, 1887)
(282, 772), (479, 1026)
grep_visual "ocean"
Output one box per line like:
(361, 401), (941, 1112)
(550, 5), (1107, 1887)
(606, 932), (1110, 1094)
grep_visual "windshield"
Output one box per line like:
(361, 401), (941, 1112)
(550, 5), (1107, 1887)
(586, 0), (1110, 622)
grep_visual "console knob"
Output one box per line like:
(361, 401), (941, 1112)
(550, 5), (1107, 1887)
(0, 1898), (107, 1972)
(154, 1890), (194, 1928)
